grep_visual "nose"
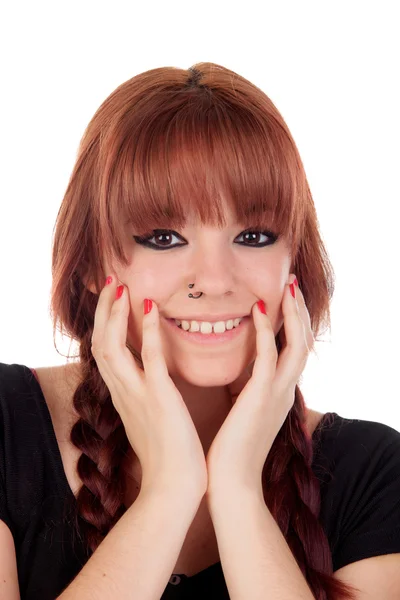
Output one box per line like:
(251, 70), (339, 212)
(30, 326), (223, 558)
(189, 245), (236, 297)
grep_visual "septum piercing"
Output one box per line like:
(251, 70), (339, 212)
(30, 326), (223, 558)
(188, 283), (203, 299)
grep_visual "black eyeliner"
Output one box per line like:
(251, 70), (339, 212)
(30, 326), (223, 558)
(133, 228), (279, 250)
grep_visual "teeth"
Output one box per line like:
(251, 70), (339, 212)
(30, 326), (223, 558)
(174, 317), (243, 334)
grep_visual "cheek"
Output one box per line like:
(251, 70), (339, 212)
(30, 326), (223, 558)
(124, 267), (174, 313)
(134, 268), (166, 290)
(244, 254), (287, 287)
(135, 267), (182, 300)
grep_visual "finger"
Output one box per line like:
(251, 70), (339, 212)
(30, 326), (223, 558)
(292, 282), (315, 353)
(250, 299), (277, 383)
(227, 365), (253, 404)
(140, 299), (173, 394)
(275, 279), (309, 389)
(106, 281), (132, 355)
(93, 278), (138, 388)
(91, 274), (123, 350)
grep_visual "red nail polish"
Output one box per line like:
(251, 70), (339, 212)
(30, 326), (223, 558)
(144, 299), (153, 314)
(257, 300), (266, 314)
(105, 276), (112, 286)
(290, 283), (296, 298)
(116, 285), (124, 299)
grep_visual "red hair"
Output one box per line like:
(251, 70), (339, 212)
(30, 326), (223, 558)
(50, 62), (358, 599)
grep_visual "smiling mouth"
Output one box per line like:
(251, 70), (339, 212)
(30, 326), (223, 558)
(172, 317), (245, 332)
(164, 315), (250, 342)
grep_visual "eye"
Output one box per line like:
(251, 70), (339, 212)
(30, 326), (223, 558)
(133, 230), (185, 250)
(235, 228), (278, 247)
(133, 228), (279, 250)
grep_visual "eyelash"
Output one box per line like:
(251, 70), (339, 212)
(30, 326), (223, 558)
(132, 228), (279, 250)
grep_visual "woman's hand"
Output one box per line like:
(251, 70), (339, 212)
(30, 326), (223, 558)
(91, 275), (208, 500)
(205, 274), (314, 496)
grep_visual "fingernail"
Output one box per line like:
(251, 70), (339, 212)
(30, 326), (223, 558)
(257, 299), (266, 314)
(294, 277), (298, 287)
(116, 285), (124, 300)
(144, 298), (153, 314)
(105, 276), (113, 286)
(290, 283), (296, 299)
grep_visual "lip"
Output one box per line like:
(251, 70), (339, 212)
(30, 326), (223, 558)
(164, 315), (250, 345)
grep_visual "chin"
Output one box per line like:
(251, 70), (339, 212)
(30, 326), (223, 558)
(171, 354), (254, 388)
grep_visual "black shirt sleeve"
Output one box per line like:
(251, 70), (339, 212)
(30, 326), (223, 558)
(316, 414), (400, 572)
(0, 455), (16, 539)
(0, 383), (17, 540)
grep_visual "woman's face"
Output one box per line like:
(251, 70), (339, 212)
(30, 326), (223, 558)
(108, 205), (292, 388)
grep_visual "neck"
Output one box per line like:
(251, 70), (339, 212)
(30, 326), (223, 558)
(170, 374), (233, 454)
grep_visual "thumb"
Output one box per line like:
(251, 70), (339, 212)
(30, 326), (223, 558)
(227, 363), (253, 405)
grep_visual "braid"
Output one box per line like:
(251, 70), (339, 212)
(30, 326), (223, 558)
(262, 385), (358, 599)
(68, 329), (131, 557)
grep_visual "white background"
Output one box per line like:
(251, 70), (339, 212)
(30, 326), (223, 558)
(1, 1), (399, 429)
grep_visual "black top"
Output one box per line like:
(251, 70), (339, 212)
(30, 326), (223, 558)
(1, 362), (400, 600)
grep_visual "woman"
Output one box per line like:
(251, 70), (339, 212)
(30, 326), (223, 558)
(1, 62), (399, 600)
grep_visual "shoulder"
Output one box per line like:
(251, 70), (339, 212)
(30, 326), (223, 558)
(0, 362), (38, 413)
(315, 412), (400, 572)
(29, 364), (82, 438)
(0, 361), (81, 435)
(315, 412), (400, 492)
(0, 362), (60, 433)
(0, 361), (33, 389)
(315, 412), (400, 472)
